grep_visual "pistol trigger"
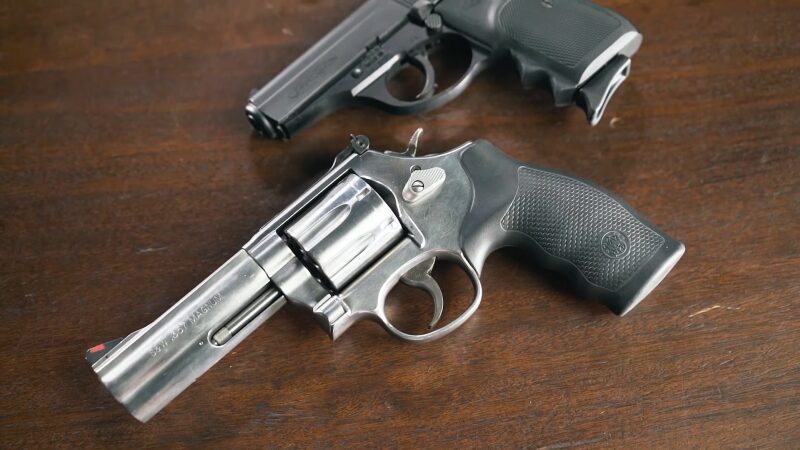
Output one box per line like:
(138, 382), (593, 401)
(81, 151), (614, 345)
(400, 258), (444, 328)
(410, 53), (436, 100)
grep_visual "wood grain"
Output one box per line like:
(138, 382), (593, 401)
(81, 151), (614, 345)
(1, 0), (798, 448)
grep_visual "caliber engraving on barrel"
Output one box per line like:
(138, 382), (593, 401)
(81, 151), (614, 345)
(148, 293), (223, 357)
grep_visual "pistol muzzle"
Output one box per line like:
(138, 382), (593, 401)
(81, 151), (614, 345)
(245, 102), (283, 139)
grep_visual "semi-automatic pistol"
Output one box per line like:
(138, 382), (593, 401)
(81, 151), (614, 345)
(246, 0), (643, 138)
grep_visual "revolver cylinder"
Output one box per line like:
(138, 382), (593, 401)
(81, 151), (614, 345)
(247, 174), (403, 325)
(284, 174), (403, 290)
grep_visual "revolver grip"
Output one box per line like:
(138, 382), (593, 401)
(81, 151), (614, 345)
(459, 141), (684, 315)
(436, 0), (641, 123)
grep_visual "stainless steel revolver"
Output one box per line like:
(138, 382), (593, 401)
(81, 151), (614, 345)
(87, 130), (684, 422)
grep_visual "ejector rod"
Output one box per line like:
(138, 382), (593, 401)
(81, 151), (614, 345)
(212, 287), (283, 345)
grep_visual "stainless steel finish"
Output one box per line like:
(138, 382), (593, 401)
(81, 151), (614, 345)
(311, 294), (349, 333)
(402, 166), (446, 203)
(404, 127), (423, 156)
(245, 232), (296, 278)
(350, 54), (402, 97)
(89, 250), (284, 422)
(245, 132), (483, 342)
(270, 257), (330, 309)
(246, 233), (332, 312)
(399, 258), (443, 328)
(618, 243), (685, 316)
(324, 139), (484, 341)
(249, 173), (407, 334)
(586, 57), (631, 126)
(88, 128), (681, 422)
(244, 152), (359, 262)
(578, 30), (641, 85)
(91, 131), (487, 421)
(211, 288), (284, 346)
(284, 174), (404, 290)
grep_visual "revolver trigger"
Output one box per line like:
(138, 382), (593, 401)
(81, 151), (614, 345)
(400, 258), (444, 329)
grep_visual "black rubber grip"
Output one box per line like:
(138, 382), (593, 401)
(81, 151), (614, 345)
(460, 140), (684, 315)
(496, 0), (622, 69)
(436, 0), (640, 105)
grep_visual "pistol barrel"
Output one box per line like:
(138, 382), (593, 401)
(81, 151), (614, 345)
(245, 0), (411, 138)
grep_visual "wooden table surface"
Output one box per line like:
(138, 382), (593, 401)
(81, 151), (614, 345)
(1, 0), (798, 448)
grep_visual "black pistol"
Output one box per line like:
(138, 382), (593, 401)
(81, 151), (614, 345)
(246, 0), (643, 139)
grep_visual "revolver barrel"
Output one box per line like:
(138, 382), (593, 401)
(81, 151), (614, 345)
(88, 250), (284, 422)
(88, 173), (404, 421)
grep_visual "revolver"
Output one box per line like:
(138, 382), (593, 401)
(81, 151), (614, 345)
(246, 0), (643, 139)
(87, 131), (684, 421)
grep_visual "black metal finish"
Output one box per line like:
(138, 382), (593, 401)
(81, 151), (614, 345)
(246, 0), (642, 138)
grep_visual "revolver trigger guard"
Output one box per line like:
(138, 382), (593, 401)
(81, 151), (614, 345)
(380, 255), (482, 343)
(400, 257), (443, 328)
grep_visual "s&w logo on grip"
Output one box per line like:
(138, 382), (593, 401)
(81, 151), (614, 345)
(601, 230), (630, 259)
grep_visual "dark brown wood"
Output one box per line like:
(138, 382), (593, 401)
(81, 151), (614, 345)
(1, 0), (798, 448)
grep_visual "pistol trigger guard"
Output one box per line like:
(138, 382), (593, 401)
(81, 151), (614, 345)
(381, 51), (436, 101)
(400, 257), (444, 328)
(353, 45), (490, 116)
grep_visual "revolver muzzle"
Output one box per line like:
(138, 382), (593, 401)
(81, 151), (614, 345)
(87, 250), (284, 422)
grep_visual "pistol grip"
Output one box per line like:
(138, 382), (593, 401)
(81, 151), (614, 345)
(436, 0), (642, 124)
(459, 140), (684, 315)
